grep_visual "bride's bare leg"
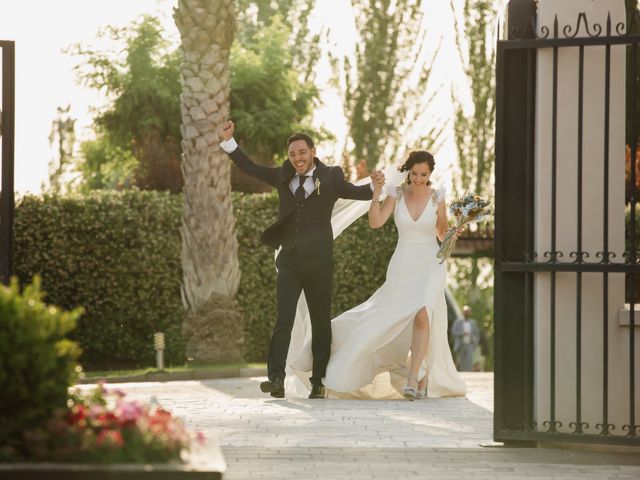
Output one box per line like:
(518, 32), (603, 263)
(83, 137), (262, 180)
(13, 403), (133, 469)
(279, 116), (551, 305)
(408, 307), (430, 386)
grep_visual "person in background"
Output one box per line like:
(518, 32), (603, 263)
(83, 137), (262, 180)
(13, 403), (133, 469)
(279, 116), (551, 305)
(451, 305), (480, 372)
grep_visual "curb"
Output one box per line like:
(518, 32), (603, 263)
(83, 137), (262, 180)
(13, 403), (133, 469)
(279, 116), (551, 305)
(77, 367), (267, 385)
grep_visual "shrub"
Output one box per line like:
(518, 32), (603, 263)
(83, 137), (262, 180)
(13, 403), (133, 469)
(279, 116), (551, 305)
(0, 277), (82, 460)
(14, 191), (184, 369)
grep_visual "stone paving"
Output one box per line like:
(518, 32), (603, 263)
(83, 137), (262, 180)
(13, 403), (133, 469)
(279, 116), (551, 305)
(78, 373), (640, 479)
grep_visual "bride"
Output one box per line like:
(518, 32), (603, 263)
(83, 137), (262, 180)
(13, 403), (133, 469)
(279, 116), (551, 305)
(287, 150), (467, 400)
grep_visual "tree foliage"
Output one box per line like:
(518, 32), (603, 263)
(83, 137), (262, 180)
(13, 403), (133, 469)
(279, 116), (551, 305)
(236, 0), (322, 82)
(451, 0), (497, 198)
(67, 9), (322, 194)
(449, 0), (498, 366)
(69, 15), (182, 193)
(229, 2), (325, 191)
(336, 0), (445, 171)
(45, 105), (77, 194)
(230, 17), (321, 165)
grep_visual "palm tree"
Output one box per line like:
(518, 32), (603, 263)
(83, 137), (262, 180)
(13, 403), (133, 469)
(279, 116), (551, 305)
(174, 0), (243, 363)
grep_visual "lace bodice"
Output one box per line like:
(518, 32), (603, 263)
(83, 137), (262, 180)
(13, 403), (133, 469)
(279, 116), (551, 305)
(384, 184), (445, 243)
(383, 184), (446, 203)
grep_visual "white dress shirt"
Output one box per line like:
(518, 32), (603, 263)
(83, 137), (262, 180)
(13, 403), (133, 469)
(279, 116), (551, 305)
(290, 168), (316, 198)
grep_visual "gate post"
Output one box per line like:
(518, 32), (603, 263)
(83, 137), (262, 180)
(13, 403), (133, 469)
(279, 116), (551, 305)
(0, 41), (15, 286)
(494, 0), (537, 444)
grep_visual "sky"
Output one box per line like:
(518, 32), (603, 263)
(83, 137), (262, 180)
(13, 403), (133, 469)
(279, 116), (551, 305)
(0, 0), (481, 194)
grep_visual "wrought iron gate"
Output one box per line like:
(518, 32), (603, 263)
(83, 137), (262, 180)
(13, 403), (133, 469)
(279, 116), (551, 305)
(495, 4), (640, 447)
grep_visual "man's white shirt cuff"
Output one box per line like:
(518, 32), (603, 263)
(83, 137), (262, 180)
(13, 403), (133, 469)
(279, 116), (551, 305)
(370, 183), (375, 192)
(220, 137), (238, 153)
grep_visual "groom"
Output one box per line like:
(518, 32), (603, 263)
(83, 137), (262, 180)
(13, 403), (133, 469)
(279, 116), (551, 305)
(220, 120), (384, 398)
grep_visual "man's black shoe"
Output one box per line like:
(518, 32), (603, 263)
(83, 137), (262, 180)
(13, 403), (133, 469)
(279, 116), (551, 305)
(308, 383), (326, 399)
(260, 378), (285, 398)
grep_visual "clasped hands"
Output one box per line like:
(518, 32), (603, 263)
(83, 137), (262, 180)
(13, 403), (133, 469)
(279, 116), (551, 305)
(370, 170), (385, 194)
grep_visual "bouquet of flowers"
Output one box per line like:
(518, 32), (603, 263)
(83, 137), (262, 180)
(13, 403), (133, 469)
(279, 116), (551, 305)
(436, 192), (491, 263)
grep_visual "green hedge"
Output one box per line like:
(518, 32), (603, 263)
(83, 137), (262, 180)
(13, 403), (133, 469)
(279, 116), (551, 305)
(15, 190), (398, 366)
(14, 191), (184, 369)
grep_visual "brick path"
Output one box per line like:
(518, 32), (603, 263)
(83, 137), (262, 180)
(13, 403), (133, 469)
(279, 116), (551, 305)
(79, 373), (640, 479)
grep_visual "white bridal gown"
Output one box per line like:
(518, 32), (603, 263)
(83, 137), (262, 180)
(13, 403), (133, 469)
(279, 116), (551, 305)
(286, 175), (467, 400)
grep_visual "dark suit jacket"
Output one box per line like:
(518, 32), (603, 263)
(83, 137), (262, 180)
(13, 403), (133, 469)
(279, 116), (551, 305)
(228, 147), (373, 257)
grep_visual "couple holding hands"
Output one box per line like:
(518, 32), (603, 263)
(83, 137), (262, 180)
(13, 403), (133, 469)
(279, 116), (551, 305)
(220, 121), (465, 400)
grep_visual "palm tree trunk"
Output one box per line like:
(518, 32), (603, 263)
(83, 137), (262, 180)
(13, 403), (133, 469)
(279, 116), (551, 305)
(174, 0), (243, 363)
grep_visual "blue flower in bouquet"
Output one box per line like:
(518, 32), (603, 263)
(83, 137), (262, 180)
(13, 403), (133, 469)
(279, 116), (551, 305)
(437, 192), (492, 263)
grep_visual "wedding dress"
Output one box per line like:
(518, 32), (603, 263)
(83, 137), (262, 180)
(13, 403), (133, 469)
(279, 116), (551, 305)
(283, 166), (467, 399)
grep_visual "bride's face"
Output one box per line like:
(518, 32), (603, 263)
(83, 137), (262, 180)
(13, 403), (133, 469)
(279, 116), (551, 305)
(410, 163), (431, 187)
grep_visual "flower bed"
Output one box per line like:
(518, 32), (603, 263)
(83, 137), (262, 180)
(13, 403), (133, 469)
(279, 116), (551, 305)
(1, 383), (224, 479)
(22, 383), (201, 463)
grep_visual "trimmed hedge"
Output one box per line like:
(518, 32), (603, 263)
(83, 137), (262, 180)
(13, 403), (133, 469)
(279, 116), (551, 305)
(15, 190), (398, 366)
(14, 191), (184, 369)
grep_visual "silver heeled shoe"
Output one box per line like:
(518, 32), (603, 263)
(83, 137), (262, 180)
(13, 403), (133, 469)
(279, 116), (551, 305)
(402, 376), (418, 400)
(416, 375), (428, 400)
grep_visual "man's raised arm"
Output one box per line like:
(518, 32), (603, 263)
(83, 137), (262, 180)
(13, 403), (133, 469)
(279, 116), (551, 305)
(220, 120), (279, 187)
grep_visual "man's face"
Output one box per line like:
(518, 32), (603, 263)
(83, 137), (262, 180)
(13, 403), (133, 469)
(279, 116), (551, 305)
(288, 139), (316, 175)
(463, 307), (471, 319)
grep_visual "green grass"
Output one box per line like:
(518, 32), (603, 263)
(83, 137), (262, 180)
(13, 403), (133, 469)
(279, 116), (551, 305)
(82, 362), (266, 379)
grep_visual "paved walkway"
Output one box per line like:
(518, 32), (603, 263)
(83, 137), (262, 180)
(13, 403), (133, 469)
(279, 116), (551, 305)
(79, 373), (640, 479)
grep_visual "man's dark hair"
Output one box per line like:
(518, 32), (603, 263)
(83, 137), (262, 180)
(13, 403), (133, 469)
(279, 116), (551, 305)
(287, 133), (315, 149)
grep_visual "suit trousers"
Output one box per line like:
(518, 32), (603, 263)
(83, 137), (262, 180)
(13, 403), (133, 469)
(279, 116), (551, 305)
(269, 248), (333, 385)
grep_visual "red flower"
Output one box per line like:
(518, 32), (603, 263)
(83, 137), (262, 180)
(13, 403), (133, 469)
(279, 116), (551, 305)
(96, 429), (124, 448)
(66, 404), (87, 425)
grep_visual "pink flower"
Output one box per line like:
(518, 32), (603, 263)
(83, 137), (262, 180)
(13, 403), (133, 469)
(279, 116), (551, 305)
(96, 429), (124, 448)
(116, 400), (145, 425)
(89, 405), (106, 418)
(196, 431), (205, 445)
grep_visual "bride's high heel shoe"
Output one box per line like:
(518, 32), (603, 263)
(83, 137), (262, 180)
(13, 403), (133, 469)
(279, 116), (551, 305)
(403, 376), (418, 400)
(416, 375), (428, 400)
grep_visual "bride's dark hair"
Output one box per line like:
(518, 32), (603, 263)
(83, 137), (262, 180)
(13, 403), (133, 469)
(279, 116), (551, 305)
(399, 150), (435, 185)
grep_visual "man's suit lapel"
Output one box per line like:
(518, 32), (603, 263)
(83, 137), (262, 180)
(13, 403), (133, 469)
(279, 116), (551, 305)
(278, 159), (296, 200)
(307, 158), (329, 201)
